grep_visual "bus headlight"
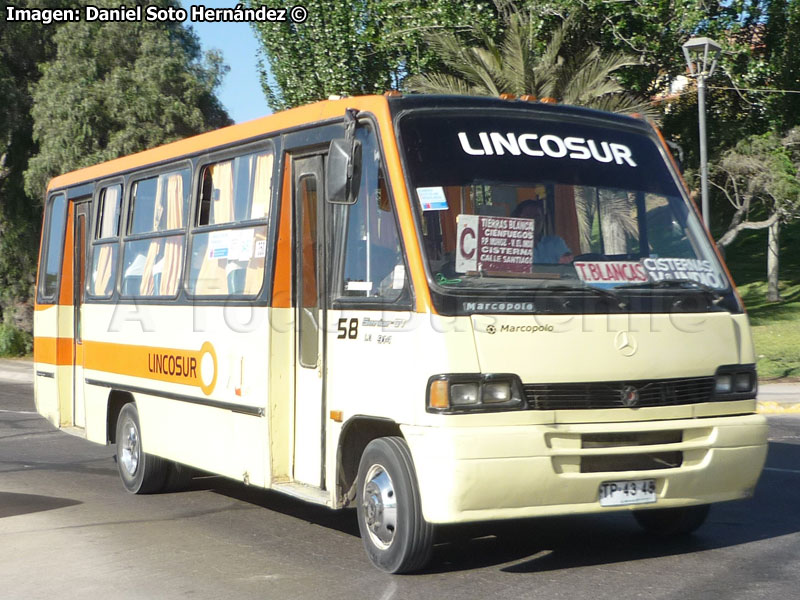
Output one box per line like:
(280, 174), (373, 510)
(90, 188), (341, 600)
(715, 374), (732, 394)
(450, 382), (480, 406)
(734, 372), (754, 392)
(713, 365), (757, 400)
(482, 381), (513, 404)
(426, 374), (524, 413)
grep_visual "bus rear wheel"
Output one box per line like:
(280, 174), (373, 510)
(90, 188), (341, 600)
(356, 437), (433, 573)
(115, 403), (168, 494)
(633, 504), (710, 536)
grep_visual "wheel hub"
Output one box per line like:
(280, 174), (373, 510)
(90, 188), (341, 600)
(362, 465), (397, 549)
(120, 420), (139, 476)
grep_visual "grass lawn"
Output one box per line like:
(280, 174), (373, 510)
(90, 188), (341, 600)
(725, 221), (800, 381)
(738, 281), (800, 380)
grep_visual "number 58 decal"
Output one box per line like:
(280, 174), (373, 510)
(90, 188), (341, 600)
(337, 318), (359, 339)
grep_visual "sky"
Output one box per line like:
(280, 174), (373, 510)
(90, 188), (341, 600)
(179, 1), (271, 124)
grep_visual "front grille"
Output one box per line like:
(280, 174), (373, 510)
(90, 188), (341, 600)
(580, 452), (683, 473)
(581, 431), (683, 448)
(523, 377), (715, 410)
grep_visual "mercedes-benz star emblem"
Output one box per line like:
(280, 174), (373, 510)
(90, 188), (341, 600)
(621, 385), (640, 407)
(613, 330), (638, 357)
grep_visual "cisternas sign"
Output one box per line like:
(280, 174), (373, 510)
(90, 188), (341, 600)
(456, 215), (534, 274)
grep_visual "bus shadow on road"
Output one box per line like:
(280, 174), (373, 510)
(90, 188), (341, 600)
(189, 476), (360, 537)
(180, 441), (799, 574)
(0, 491), (81, 519)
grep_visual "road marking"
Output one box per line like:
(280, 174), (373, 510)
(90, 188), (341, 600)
(764, 467), (800, 475)
(757, 401), (800, 414)
(0, 409), (39, 415)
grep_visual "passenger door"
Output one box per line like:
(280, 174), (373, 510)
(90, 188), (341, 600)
(292, 155), (326, 487)
(72, 200), (90, 428)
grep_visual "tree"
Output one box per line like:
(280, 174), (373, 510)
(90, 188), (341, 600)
(406, 10), (657, 117)
(247, 0), (500, 110)
(712, 129), (800, 301)
(0, 0), (59, 332)
(24, 0), (231, 199)
(0, 0), (230, 335)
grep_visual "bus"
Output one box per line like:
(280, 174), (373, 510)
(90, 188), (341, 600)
(34, 94), (768, 573)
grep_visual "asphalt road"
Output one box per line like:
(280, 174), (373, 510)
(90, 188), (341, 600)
(1, 363), (799, 600)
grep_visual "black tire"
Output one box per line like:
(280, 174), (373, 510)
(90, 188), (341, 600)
(115, 403), (168, 494)
(356, 437), (434, 573)
(162, 461), (196, 492)
(633, 504), (710, 536)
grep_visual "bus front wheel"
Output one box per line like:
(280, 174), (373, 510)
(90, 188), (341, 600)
(633, 504), (710, 536)
(356, 437), (433, 573)
(115, 403), (168, 494)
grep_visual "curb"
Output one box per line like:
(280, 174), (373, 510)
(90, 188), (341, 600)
(757, 401), (800, 414)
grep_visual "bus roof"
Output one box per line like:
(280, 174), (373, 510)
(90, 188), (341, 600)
(45, 94), (392, 193)
(46, 93), (650, 193)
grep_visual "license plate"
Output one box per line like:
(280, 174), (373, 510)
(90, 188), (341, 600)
(599, 479), (657, 507)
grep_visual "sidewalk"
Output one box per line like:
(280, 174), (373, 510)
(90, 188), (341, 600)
(0, 358), (33, 383)
(756, 382), (800, 414)
(1, 358), (797, 412)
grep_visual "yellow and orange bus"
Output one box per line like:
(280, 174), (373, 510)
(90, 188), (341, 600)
(34, 94), (767, 572)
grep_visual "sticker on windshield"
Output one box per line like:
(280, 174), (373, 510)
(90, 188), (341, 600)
(641, 258), (724, 288)
(574, 261), (649, 284)
(416, 187), (449, 211)
(346, 281), (373, 292)
(456, 215), (534, 274)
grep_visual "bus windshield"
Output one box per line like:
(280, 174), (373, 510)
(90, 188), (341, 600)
(398, 111), (728, 295)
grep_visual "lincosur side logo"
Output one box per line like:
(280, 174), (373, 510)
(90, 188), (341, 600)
(458, 131), (638, 166)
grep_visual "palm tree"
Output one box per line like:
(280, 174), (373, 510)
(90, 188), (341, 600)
(406, 12), (658, 119)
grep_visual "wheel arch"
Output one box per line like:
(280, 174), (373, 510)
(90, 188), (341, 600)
(106, 389), (135, 444)
(336, 416), (403, 508)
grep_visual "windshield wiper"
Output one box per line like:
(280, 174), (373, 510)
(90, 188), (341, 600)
(615, 279), (726, 306)
(533, 283), (627, 309)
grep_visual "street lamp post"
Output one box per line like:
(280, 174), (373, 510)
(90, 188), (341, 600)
(682, 36), (722, 229)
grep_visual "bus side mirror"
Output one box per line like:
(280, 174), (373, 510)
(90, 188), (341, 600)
(326, 138), (362, 204)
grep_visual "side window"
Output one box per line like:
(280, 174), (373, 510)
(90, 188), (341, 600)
(121, 168), (190, 297)
(336, 126), (406, 302)
(39, 193), (68, 301)
(188, 148), (273, 296)
(89, 184), (121, 297)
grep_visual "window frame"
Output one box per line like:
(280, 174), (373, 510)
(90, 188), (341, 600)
(185, 139), (276, 300)
(328, 117), (413, 311)
(87, 178), (124, 299)
(37, 192), (69, 304)
(119, 161), (192, 300)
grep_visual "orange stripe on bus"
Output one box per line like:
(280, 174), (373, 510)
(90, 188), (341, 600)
(34, 337), (58, 365)
(271, 155), (293, 308)
(33, 338), (219, 396)
(83, 340), (218, 396)
(33, 336), (73, 366)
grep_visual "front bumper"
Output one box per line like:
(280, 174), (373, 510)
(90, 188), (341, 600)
(402, 413), (768, 524)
